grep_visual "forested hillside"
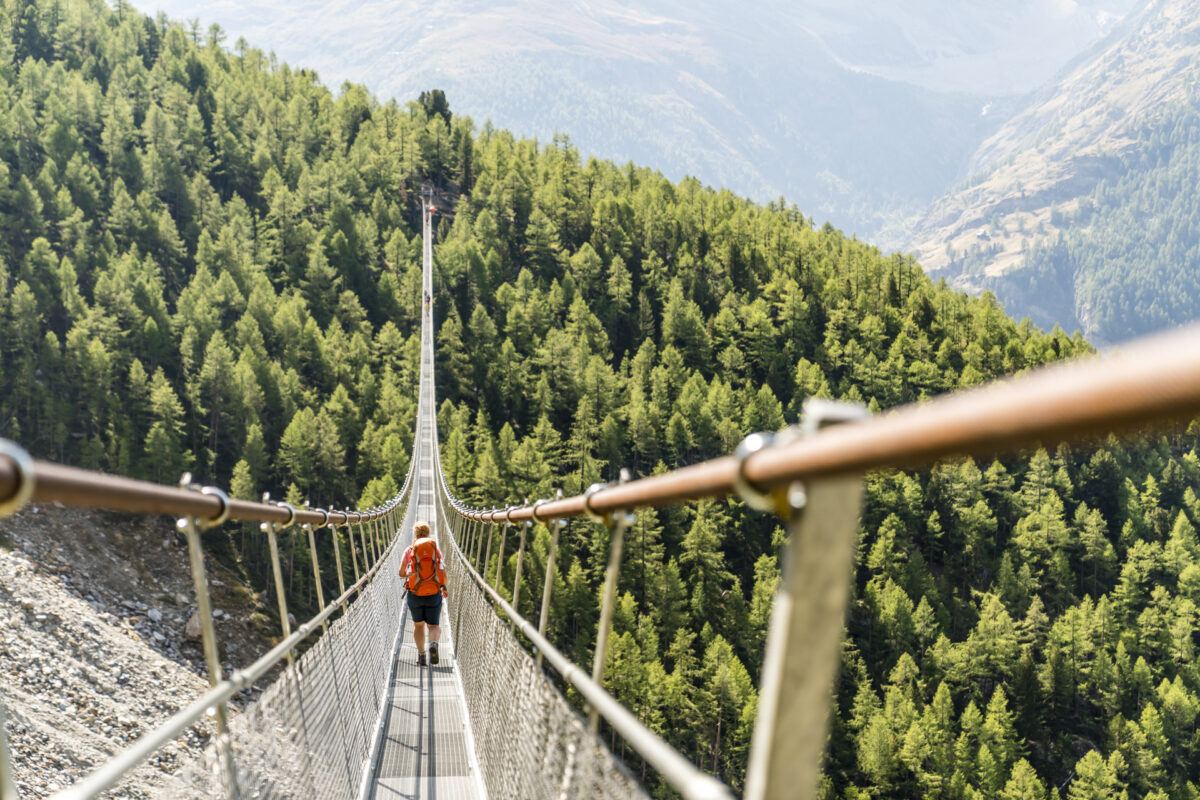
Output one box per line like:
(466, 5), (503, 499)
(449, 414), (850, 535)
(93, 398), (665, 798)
(907, 0), (1200, 344)
(0, 0), (473, 610)
(4, 1), (1200, 798)
(1020, 96), (1200, 341)
(432, 106), (1200, 798)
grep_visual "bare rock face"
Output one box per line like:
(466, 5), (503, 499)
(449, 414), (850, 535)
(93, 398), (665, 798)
(184, 611), (203, 642)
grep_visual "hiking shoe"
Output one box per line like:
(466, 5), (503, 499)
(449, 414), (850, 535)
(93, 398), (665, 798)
(429, 642), (439, 665)
(417, 651), (427, 667)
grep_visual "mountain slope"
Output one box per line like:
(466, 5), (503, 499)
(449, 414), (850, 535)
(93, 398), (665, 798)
(906, 0), (1200, 343)
(140, 0), (1133, 239)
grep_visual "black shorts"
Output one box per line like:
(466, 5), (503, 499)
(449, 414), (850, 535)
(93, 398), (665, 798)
(406, 592), (443, 625)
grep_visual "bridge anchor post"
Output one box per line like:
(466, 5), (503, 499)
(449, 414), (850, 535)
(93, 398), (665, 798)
(179, 478), (241, 800)
(743, 401), (869, 800)
(586, 470), (634, 732)
(0, 439), (33, 800)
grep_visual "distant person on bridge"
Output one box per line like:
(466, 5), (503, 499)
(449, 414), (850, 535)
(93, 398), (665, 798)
(399, 521), (448, 666)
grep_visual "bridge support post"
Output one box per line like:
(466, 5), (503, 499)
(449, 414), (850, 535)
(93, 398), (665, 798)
(744, 401), (868, 800)
(587, 472), (634, 732)
(332, 520), (348, 615)
(350, 520), (363, 581)
(466, 518), (479, 566)
(0, 703), (16, 800)
(0, 440), (32, 800)
(305, 520), (328, 631)
(473, 518), (487, 572)
(493, 516), (509, 589)
(178, 480), (241, 800)
(536, 514), (565, 670)
(511, 517), (530, 615)
(481, 521), (495, 582)
(262, 499), (297, 666)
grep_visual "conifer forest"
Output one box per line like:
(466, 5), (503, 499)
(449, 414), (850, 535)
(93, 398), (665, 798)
(4, 1), (1200, 797)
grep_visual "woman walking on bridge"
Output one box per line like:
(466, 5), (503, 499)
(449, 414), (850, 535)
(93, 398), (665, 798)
(399, 521), (448, 666)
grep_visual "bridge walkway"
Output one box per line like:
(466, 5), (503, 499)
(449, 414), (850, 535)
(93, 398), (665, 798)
(366, 201), (485, 800)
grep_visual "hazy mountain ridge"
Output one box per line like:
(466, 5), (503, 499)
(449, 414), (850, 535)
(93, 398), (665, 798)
(905, 0), (1200, 342)
(143, 0), (1132, 239)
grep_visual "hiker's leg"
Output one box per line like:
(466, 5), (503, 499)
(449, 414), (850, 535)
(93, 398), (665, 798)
(413, 621), (426, 651)
(429, 596), (443, 642)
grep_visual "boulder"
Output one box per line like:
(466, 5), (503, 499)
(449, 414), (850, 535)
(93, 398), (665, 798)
(184, 611), (202, 641)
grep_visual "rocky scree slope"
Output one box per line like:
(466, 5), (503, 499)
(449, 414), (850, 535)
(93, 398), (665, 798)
(0, 508), (277, 798)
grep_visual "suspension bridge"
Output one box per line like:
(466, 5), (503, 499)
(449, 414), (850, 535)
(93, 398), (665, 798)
(4, 194), (1200, 800)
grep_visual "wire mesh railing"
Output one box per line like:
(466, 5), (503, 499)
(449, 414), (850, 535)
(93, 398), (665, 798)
(442, 525), (650, 800)
(0, 424), (419, 800)
(159, 490), (419, 799)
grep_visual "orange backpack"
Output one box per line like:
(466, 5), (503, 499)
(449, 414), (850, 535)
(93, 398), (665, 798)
(406, 538), (444, 596)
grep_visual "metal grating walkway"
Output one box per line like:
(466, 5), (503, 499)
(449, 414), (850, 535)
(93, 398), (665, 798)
(368, 613), (481, 800)
(366, 197), (485, 800)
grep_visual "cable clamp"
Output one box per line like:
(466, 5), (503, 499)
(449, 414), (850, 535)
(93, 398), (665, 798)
(583, 482), (610, 525)
(273, 501), (297, 529)
(584, 469), (633, 526)
(198, 486), (231, 528)
(734, 432), (788, 514)
(0, 439), (35, 518)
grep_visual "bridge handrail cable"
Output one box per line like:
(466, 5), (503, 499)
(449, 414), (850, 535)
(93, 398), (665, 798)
(446, 323), (1200, 525)
(431, 460), (733, 800)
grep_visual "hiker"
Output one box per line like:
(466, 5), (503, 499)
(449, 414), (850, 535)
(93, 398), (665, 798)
(399, 521), (448, 666)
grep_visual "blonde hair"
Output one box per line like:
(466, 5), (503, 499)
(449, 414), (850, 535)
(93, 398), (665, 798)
(413, 521), (432, 539)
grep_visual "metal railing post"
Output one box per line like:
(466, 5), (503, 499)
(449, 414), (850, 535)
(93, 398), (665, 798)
(744, 402), (869, 800)
(179, 478), (240, 800)
(0, 703), (16, 800)
(371, 518), (382, 563)
(511, 517), (530, 613)
(304, 517), (328, 632)
(473, 518), (487, 571)
(332, 521), (348, 615)
(493, 514), (510, 589)
(587, 472), (633, 732)
(480, 521), (495, 581)
(0, 440), (31, 800)
(536, 504), (565, 670)
(363, 517), (374, 568)
(262, 497), (297, 666)
(350, 519), (363, 581)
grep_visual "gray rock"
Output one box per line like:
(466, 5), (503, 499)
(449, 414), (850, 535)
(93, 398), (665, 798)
(184, 611), (202, 641)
